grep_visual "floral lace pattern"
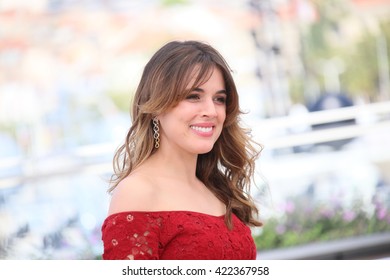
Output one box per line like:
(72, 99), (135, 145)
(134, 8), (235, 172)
(101, 211), (256, 260)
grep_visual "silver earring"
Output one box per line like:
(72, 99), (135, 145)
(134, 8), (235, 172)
(152, 117), (160, 149)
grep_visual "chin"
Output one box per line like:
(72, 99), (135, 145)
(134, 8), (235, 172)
(194, 146), (215, 155)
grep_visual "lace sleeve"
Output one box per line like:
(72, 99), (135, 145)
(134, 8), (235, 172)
(101, 212), (163, 260)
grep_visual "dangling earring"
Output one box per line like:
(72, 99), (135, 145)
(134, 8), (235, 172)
(152, 117), (160, 149)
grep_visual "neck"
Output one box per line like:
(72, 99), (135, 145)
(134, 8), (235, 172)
(147, 147), (199, 184)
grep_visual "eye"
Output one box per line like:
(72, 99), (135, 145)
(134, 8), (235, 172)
(185, 93), (201, 101)
(214, 95), (227, 105)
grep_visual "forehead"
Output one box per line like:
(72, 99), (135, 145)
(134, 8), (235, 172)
(185, 64), (224, 88)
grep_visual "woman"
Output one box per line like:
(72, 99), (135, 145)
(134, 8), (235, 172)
(101, 40), (262, 260)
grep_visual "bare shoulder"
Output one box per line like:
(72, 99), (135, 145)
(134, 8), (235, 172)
(107, 172), (158, 215)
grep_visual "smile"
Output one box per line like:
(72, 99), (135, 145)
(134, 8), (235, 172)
(190, 126), (213, 133)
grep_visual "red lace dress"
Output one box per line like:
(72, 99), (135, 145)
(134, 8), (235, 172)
(101, 211), (257, 260)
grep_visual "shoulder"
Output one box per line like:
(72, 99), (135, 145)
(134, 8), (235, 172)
(107, 172), (158, 216)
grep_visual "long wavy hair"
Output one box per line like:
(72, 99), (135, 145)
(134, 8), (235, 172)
(110, 40), (262, 229)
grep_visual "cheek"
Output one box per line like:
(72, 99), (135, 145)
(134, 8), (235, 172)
(219, 107), (227, 122)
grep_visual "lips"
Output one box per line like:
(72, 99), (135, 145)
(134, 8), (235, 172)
(190, 123), (215, 136)
(190, 125), (213, 133)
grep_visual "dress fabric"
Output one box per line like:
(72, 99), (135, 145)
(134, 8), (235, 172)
(101, 211), (256, 260)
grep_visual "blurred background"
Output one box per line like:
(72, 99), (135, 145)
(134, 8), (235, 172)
(0, 0), (390, 260)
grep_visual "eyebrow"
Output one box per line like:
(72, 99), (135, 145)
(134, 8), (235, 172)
(192, 87), (227, 95)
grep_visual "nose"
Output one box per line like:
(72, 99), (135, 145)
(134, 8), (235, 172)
(201, 98), (218, 118)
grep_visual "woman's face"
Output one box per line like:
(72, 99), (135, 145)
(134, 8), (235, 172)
(158, 66), (227, 156)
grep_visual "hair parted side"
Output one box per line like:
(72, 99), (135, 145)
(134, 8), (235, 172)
(109, 40), (262, 228)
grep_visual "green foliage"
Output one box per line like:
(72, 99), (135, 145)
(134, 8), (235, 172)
(254, 196), (390, 250)
(294, 0), (390, 102)
(341, 20), (390, 100)
(160, 0), (189, 7)
(288, 78), (306, 104)
(107, 90), (132, 112)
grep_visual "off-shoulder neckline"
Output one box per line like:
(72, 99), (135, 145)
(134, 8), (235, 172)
(106, 210), (226, 220)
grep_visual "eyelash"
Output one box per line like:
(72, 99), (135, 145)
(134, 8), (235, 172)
(186, 94), (200, 100)
(214, 96), (226, 104)
(185, 94), (226, 104)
